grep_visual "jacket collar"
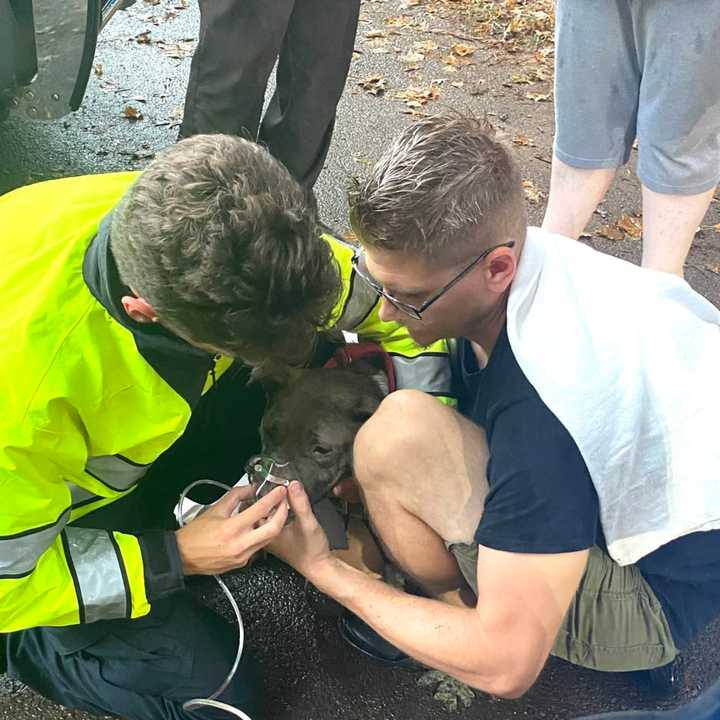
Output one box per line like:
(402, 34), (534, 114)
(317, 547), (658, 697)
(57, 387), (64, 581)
(82, 212), (215, 406)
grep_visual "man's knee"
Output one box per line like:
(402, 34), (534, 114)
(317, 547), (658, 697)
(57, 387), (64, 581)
(354, 390), (443, 487)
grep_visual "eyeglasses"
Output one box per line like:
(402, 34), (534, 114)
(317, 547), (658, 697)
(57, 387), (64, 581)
(350, 241), (516, 320)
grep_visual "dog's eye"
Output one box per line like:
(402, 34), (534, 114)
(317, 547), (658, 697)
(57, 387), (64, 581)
(312, 445), (333, 458)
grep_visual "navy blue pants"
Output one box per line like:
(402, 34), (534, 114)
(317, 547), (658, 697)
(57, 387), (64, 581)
(576, 676), (720, 719)
(5, 594), (260, 720)
(3, 368), (267, 719)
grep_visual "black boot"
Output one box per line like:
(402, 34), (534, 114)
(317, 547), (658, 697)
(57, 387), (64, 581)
(337, 611), (422, 669)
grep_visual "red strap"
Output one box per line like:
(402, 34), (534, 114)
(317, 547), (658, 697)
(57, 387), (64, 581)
(323, 342), (396, 393)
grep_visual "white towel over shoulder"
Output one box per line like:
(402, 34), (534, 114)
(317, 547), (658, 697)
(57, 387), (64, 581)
(506, 227), (720, 566)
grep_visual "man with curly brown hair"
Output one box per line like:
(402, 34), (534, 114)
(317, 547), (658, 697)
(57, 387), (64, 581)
(0, 133), (453, 719)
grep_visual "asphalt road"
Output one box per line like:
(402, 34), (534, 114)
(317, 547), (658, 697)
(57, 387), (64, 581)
(1, 2), (719, 719)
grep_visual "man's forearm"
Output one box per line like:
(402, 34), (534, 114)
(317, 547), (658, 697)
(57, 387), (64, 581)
(311, 557), (528, 695)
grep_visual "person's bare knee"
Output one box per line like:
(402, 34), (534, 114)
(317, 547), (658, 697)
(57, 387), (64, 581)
(353, 390), (438, 490)
(354, 390), (489, 545)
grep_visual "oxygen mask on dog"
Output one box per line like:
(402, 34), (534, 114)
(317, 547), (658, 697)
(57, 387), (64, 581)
(245, 455), (298, 501)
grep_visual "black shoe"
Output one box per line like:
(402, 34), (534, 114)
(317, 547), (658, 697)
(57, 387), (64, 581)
(634, 657), (683, 696)
(338, 611), (423, 669)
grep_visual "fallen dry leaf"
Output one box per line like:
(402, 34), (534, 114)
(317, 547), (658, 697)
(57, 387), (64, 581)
(414, 40), (438, 53)
(713, 223), (720, 232)
(157, 39), (195, 58)
(522, 179), (545, 205)
(365, 30), (387, 39)
(473, 0), (554, 55)
(121, 105), (144, 121)
(708, 264), (720, 274)
(510, 73), (533, 84)
(94, 63), (103, 76)
(384, 15), (413, 28)
(135, 30), (152, 44)
(358, 74), (387, 96)
(526, 91), (552, 102)
(617, 214), (642, 239)
(451, 43), (476, 57)
(513, 133), (535, 147)
(596, 224), (625, 241)
(534, 47), (554, 65)
(401, 50), (425, 64)
(442, 53), (473, 69)
(396, 83), (441, 108)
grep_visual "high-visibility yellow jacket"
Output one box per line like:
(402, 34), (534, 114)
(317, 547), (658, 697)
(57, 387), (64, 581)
(0, 172), (453, 632)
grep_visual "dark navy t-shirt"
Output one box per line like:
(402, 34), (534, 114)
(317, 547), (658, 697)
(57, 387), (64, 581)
(456, 327), (720, 649)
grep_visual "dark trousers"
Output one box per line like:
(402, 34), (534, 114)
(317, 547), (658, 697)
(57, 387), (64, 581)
(3, 367), (268, 720)
(179, 0), (361, 186)
(576, 677), (720, 719)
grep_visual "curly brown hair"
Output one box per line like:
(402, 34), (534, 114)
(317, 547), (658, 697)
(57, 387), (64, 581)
(111, 134), (340, 365)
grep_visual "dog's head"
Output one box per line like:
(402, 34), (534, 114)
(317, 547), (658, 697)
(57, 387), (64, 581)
(259, 362), (387, 503)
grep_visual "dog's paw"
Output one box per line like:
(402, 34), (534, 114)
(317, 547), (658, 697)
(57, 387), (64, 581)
(417, 670), (475, 712)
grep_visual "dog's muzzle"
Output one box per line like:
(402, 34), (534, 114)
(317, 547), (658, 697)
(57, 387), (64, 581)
(245, 455), (298, 501)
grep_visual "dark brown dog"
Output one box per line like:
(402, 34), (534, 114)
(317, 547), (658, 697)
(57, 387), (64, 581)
(260, 362), (387, 504)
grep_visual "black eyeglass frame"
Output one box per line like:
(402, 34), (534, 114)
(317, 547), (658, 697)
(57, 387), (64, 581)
(350, 240), (516, 320)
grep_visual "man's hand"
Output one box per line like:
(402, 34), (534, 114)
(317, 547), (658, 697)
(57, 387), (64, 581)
(267, 481), (333, 581)
(175, 485), (288, 575)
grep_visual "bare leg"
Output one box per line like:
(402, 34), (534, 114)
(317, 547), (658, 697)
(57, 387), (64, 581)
(353, 390), (488, 605)
(640, 185), (717, 276)
(542, 157), (617, 239)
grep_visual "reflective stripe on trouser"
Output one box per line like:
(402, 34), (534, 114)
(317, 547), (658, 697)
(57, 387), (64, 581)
(4, 594), (260, 720)
(390, 353), (453, 397)
(85, 454), (150, 492)
(448, 543), (678, 672)
(62, 527), (131, 624)
(0, 510), (71, 578)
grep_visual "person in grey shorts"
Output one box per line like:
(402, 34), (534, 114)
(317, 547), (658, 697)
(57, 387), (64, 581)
(542, 0), (720, 276)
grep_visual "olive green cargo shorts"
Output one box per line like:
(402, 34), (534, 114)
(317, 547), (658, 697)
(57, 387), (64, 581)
(449, 544), (678, 672)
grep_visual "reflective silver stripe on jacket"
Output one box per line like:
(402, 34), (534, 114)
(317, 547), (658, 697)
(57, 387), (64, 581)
(336, 271), (379, 330)
(391, 354), (453, 396)
(69, 483), (98, 507)
(0, 510), (70, 577)
(85, 454), (149, 491)
(64, 527), (129, 623)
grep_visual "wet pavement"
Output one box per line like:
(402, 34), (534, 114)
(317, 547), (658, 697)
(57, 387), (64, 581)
(1, 1), (719, 719)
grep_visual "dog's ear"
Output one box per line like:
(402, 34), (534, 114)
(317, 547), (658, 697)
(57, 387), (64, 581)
(352, 358), (388, 425)
(249, 361), (303, 396)
(351, 358), (390, 397)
